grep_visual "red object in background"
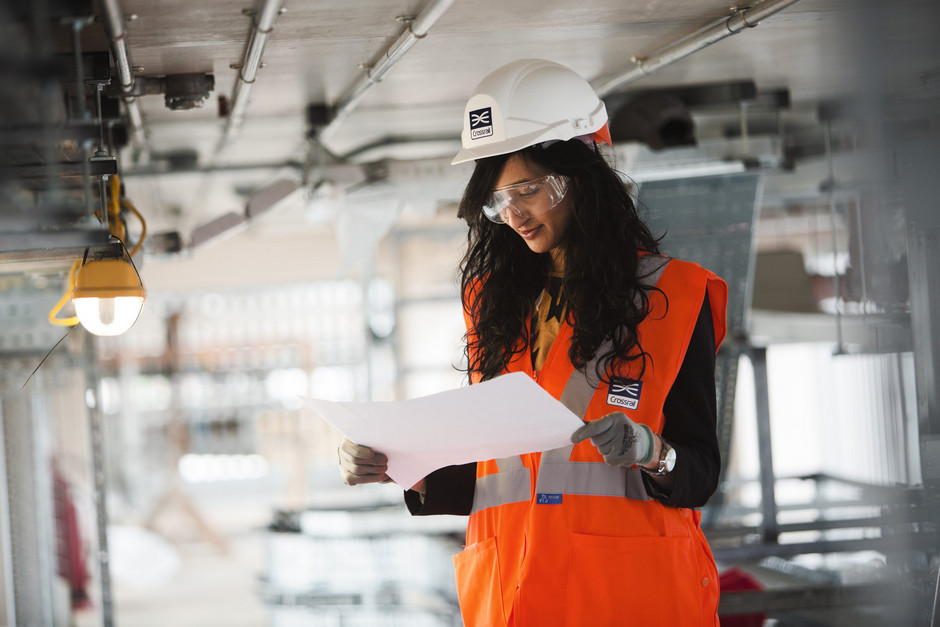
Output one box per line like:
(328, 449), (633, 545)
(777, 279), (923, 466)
(719, 567), (766, 627)
(53, 464), (91, 610)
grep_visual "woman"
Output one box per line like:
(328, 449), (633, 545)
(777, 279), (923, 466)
(339, 59), (727, 626)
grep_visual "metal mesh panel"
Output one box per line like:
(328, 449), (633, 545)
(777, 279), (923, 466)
(637, 171), (763, 336)
(637, 172), (763, 517)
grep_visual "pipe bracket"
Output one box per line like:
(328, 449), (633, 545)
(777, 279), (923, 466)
(739, 6), (761, 28)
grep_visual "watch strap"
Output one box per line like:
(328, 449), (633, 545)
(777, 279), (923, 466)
(641, 436), (674, 476)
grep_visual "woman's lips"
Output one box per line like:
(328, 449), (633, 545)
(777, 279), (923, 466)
(518, 225), (541, 240)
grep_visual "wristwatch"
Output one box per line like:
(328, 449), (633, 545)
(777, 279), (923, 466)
(642, 437), (676, 476)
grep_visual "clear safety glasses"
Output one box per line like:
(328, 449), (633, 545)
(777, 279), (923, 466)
(482, 174), (569, 224)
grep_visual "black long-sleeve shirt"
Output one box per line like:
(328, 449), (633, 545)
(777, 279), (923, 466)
(405, 293), (719, 515)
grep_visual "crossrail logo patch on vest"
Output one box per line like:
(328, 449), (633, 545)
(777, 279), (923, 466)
(607, 376), (642, 410)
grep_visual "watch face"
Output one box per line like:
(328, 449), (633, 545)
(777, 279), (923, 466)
(664, 446), (677, 472)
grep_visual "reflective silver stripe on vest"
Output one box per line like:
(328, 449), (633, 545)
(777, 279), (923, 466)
(469, 257), (670, 514)
(470, 456), (531, 514)
(559, 361), (602, 419)
(495, 455), (525, 472)
(536, 445), (652, 500)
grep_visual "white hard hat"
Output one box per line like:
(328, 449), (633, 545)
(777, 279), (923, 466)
(451, 59), (610, 165)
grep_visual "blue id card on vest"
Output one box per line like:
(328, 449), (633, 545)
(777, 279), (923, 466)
(536, 493), (562, 505)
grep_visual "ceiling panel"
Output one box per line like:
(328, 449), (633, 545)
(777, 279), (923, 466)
(2, 0), (938, 288)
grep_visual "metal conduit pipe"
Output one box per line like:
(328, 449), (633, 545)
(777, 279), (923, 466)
(592, 0), (802, 98)
(124, 98), (146, 148)
(317, 0), (455, 145)
(218, 0), (285, 150)
(99, 0), (147, 148)
(121, 112), (147, 154)
(100, 0), (132, 90)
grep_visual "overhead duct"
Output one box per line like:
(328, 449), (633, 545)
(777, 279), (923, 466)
(609, 92), (696, 150)
(591, 0), (802, 98)
(607, 82), (780, 150)
(218, 0), (285, 150)
(98, 0), (147, 149)
(316, 0), (455, 146)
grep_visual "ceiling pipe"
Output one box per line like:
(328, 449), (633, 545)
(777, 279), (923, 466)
(317, 0), (456, 145)
(592, 0), (802, 98)
(98, 0), (147, 149)
(218, 0), (285, 151)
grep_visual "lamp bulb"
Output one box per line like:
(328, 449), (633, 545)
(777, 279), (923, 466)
(74, 296), (145, 336)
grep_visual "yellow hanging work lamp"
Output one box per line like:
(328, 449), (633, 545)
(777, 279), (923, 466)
(71, 257), (145, 336)
(48, 174), (147, 336)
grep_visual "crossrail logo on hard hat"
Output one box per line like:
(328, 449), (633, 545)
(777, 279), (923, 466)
(452, 59), (609, 165)
(469, 107), (493, 139)
(607, 376), (642, 410)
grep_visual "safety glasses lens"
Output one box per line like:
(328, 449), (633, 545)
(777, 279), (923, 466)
(482, 194), (510, 223)
(481, 175), (567, 224)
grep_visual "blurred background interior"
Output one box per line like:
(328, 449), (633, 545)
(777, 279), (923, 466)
(1, 0), (939, 625)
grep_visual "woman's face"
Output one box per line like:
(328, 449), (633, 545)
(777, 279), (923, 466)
(494, 155), (573, 263)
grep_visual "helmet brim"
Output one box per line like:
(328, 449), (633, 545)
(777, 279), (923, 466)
(451, 114), (608, 165)
(450, 130), (549, 165)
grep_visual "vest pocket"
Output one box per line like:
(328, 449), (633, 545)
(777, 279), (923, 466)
(453, 536), (507, 627)
(565, 532), (709, 626)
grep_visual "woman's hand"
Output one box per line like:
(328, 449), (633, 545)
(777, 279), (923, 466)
(570, 412), (655, 468)
(338, 438), (391, 485)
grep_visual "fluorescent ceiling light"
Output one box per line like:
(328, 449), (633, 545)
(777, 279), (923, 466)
(632, 160), (746, 183)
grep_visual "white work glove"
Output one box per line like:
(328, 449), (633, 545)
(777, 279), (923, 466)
(570, 412), (656, 468)
(338, 438), (391, 486)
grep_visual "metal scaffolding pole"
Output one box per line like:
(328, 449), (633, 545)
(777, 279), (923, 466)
(750, 346), (779, 542)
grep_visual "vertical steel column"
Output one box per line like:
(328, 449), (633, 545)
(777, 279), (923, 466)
(702, 346), (742, 527)
(931, 562), (939, 627)
(750, 346), (779, 542)
(0, 397), (16, 626)
(908, 226), (940, 439)
(0, 367), (57, 626)
(83, 333), (115, 627)
(904, 164), (940, 627)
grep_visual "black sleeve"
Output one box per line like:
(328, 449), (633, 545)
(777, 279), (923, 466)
(405, 462), (476, 516)
(642, 293), (720, 508)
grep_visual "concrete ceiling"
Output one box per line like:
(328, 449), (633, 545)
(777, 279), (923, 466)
(2, 0), (938, 291)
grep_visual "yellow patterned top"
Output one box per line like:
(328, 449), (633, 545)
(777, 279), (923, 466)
(530, 271), (566, 371)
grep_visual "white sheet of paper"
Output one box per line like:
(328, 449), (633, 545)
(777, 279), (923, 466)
(305, 371), (584, 489)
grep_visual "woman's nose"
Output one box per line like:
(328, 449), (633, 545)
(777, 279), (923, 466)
(504, 205), (529, 228)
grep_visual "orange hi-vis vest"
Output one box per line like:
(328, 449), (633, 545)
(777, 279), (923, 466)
(454, 256), (728, 627)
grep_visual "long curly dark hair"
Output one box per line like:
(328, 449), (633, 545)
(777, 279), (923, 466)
(457, 139), (663, 383)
